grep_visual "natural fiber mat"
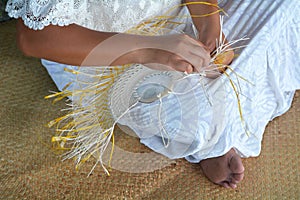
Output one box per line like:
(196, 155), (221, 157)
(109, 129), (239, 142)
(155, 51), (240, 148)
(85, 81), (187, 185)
(0, 20), (299, 199)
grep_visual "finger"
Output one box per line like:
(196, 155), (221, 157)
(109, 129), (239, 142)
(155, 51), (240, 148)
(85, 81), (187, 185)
(186, 65), (194, 74)
(144, 63), (174, 71)
(189, 51), (211, 73)
(214, 50), (234, 65)
(174, 60), (193, 73)
(178, 35), (211, 70)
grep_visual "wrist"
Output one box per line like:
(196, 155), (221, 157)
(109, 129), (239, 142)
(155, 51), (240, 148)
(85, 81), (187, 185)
(100, 34), (153, 65)
(124, 35), (165, 64)
(109, 35), (159, 65)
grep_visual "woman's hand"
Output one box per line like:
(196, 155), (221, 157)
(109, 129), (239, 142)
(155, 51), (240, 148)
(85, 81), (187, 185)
(133, 34), (211, 73)
(185, 0), (235, 76)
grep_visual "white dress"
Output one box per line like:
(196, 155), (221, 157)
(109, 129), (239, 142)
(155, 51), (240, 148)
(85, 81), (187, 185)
(6, 0), (300, 163)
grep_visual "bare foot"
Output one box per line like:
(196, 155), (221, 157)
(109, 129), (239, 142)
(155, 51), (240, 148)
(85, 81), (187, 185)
(200, 148), (244, 189)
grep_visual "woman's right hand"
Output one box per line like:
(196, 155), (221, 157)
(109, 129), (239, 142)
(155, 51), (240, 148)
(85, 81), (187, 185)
(137, 34), (211, 73)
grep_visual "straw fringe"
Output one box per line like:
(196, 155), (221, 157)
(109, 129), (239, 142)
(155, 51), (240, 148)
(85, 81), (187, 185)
(46, 2), (250, 175)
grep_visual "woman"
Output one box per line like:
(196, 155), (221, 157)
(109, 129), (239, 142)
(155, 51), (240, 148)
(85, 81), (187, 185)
(6, 0), (300, 189)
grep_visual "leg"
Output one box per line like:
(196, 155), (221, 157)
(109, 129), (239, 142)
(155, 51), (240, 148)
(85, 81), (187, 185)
(200, 148), (244, 189)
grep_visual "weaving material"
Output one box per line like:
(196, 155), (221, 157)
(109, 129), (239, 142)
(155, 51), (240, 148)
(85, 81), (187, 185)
(1, 20), (299, 199)
(43, 2), (233, 174)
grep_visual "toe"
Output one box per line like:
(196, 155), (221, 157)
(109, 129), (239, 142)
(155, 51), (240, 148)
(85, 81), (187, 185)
(219, 181), (230, 188)
(229, 150), (245, 174)
(229, 183), (237, 189)
(219, 180), (237, 189)
(232, 172), (244, 182)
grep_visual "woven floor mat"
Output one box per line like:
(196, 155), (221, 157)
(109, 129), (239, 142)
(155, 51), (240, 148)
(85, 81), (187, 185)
(0, 20), (299, 199)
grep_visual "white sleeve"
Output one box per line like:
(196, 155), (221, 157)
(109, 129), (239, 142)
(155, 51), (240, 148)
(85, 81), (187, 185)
(5, 0), (183, 32)
(5, 0), (87, 30)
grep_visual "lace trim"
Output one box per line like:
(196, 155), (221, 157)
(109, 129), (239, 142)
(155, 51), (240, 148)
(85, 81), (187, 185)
(5, 0), (182, 31)
(6, 0), (80, 30)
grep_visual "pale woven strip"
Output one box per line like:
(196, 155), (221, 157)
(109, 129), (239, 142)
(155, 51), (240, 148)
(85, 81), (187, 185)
(1, 20), (299, 200)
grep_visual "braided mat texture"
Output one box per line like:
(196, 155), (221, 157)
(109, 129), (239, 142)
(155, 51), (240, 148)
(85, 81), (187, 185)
(0, 20), (299, 200)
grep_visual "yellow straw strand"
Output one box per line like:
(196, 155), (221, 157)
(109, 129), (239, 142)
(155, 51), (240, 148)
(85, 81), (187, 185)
(45, 2), (247, 176)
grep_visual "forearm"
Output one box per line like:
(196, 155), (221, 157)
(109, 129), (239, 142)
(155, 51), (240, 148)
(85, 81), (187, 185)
(16, 19), (148, 66)
(184, 0), (220, 52)
(185, 0), (219, 20)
